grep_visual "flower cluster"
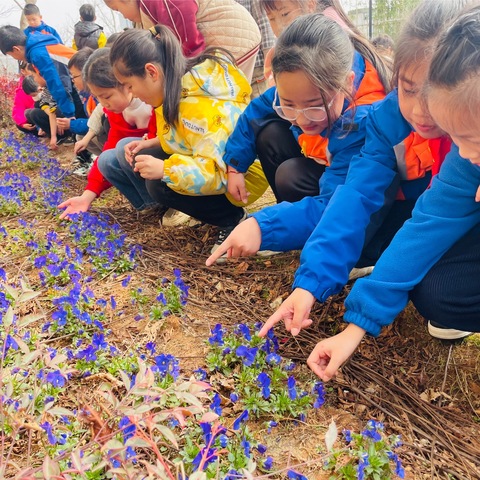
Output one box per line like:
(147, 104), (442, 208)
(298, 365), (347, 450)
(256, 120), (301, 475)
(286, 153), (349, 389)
(205, 323), (326, 420)
(324, 420), (405, 479)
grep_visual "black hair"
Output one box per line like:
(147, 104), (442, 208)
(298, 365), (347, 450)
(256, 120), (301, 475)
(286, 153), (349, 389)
(25, 63), (36, 74)
(393, 0), (472, 86)
(0, 25), (27, 55)
(83, 47), (120, 89)
(372, 33), (394, 51)
(428, 3), (480, 89)
(68, 47), (94, 70)
(23, 4), (41, 16)
(109, 25), (235, 126)
(272, 14), (390, 132)
(105, 31), (122, 46)
(22, 75), (39, 95)
(79, 4), (95, 21)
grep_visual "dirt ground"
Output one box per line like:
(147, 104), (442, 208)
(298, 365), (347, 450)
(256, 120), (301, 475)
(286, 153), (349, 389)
(4, 141), (480, 479)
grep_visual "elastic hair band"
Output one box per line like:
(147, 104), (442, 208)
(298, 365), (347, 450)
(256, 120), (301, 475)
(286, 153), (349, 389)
(149, 26), (161, 41)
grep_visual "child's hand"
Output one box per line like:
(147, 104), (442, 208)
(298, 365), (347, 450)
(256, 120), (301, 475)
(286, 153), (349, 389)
(133, 154), (164, 180)
(74, 139), (88, 155)
(49, 137), (58, 150)
(206, 217), (262, 265)
(124, 140), (143, 164)
(307, 324), (366, 381)
(227, 170), (249, 204)
(21, 123), (36, 130)
(58, 195), (93, 220)
(57, 118), (71, 130)
(475, 185), (480, 202)
(258, 288), (315, 338)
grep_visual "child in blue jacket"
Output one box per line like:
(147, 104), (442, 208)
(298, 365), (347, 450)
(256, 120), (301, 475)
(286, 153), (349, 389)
(308, 4), (480, 382)
(23, 4), (63, 44)
(0, 26), (84, 122)
(223, 13), (388, 205)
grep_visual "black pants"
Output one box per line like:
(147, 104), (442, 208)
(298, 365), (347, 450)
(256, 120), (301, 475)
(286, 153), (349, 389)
(409, 223), (480, 331)
(256, 119), (325, 202)
(25, 108), (55, 136)
(138, 146), (245, 227)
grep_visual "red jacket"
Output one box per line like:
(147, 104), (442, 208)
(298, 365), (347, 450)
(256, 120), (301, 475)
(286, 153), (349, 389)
(86, 108), (157, 196)
(139, 0), (205, 57)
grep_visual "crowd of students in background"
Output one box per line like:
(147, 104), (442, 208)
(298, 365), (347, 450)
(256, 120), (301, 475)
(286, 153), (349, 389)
(1, 0), (479, 381)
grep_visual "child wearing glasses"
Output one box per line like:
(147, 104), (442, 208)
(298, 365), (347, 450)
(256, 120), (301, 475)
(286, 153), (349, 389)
(223, 14), (388, 206)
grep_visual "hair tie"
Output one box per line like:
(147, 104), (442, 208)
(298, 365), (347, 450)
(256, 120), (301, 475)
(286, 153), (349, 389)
(149, 26), (161, 41)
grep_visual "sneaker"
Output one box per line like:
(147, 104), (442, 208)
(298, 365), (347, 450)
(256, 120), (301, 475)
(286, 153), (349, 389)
(348, 266), (374, 281)
(161, 208), (201, 227)
(72, 164), (90, 177)
(427, 321), (472, 340)
(211, 209), (248, 256)
(56, 135), (75, 146)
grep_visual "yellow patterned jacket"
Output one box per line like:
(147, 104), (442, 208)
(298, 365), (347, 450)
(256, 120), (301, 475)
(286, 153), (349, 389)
(155, 57), (251, 196)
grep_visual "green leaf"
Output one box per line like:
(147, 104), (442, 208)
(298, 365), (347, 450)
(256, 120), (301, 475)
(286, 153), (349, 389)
(18, 290), (42, 303)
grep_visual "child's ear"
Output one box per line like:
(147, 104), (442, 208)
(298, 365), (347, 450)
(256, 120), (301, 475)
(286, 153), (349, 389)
(145, 63), (162, 81)
(346, 70), (355, 94)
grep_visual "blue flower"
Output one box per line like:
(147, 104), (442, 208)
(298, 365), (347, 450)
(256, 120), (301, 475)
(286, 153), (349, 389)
(210, 393), (222, 416)
(40, 421), (58, 445)
(256, 443), (267, 454)
(267, 421), (278, 433)
(92, 333), (107, 350)
(121, 276), (131, 287)
(233, 410), (249, 430)
(0, 268), (6, 282)
(145, 342), (156, 355)
(230, 392), (239, 403)
(153, 354), (179, 379)
(343, 429), (352, 443)
(265, 352), (281, 365)
(118, 416), (136, 442)
(257, 372), (271, 399)
(235, 345), (258, 366)
(287, 376), (297, 400)
(263, 456), (273, 470)
(193, 368), (207, 380)
(287, 470), (308, 480)
(241, 437), (251, 457)
(312, 381), (325, 408)
(209, 324), (224, 346)
(46, 370), (66, 388)
(235, 323), (251, 341)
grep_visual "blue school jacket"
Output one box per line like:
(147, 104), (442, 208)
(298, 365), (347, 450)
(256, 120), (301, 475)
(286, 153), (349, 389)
(255, 90), (450, 303)
(24, 21), (63, 44)
(344, 145), (480, 336)
(25, 32), (76, 118)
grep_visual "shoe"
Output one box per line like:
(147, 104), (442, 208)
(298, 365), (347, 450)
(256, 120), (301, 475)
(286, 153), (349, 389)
(427, 321), (472, 340)
(211, 209), (248, 256)
(56, 135), (75, 146)
(348, 266), (374, 281)
(72, 165), (90, 177)
(161, 208), (201, 227)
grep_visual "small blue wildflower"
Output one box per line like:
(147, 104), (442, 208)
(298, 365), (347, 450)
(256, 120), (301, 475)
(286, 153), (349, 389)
(145, 342), (156, 355)
(118, 416), (136, 442)
(241, 437), (251, 457)
(257, 372), (271, 399)
(233, 410), (249, 430)
(194, 368), (207, 380)
(235, 323), (251, 341)
(312, 381), (325, 408)
(287, 470), (308, 480)
(343, 429), (352, 443)
(265, 352), (281, 365)
(209, 324), (224, 346)
(45, 370), (65, 388)
(235, 345), (258, 367)
(287, 376), (297, 400)
(40, 421), (58, 445)
(230, 392), (239, 403)
(210, 393), (222, 416)
(121, 276), (131, 287)
(256, 443), (267, 454)
(267, 421), (277, 433)
(263, 456), (273, 470)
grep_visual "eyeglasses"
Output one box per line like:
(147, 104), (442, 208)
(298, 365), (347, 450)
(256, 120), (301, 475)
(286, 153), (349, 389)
(71, 74), (82, 80)
(272, 89), (337, 122)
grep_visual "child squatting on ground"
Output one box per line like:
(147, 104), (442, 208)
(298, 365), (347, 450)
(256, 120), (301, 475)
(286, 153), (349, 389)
(57, 48), (155, 220)
(308, 3), (480, 382)
(97, 25), (268, 251)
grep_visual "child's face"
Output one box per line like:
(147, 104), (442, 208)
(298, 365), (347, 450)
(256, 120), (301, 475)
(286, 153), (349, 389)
(266, 0), (315, 37)
(25, 14), (42, 28)
(69, 66), (84, 91)
(275, 69), (349, 136)
(7, 46), (26, 61)
(428, 87), (480, 165)
(398, 63), (443, 140)
(104, 0), (141, 23)
(113, 63), (164, 108)
(87, 83), (132, 113)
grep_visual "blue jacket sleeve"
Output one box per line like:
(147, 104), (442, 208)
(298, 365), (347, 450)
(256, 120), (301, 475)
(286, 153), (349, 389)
(69, 118), (88, 135)
(292, 94), (411, 301)
(30, 47), (75, 118)
(253, 109), (369, 252)
(344, 147), (480, 336)
(45, 26), (63, 44)
(223, 87), (277, 173)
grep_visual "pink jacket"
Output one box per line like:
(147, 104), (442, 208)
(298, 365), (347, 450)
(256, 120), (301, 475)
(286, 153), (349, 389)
(12, 77), (35, 126)
(139, 0), (205, 57)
